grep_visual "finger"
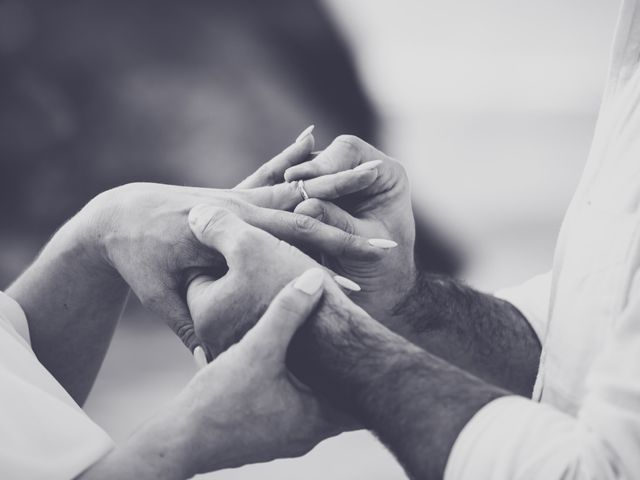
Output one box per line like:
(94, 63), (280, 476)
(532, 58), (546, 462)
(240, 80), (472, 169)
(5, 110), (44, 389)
(234, 126), (315, 189)
(242, 268), (326, 363)
(239, 204), (383, 261)
(238, 166), (379, 211)
(188, 204), (279, 267)
(294, 199), (401, 257)
(294, 198), (360, 235)
(284, 134), (386, 182)
(153, 291), (209, 357)
(186, 272), (249, 358)
(304, 167), (378, 200)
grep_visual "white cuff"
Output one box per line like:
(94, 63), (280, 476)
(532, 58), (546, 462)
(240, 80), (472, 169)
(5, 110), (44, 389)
(444, 395), (615, 480)
(494, 272), (551, 346)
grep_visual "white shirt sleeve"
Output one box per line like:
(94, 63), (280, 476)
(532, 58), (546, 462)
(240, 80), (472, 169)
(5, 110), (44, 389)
(444, 269), (640, 480)
(0, 291), (114, 480)
(494, 271), (552, 345)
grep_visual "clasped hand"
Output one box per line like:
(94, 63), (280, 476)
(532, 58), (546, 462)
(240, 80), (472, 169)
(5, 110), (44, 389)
(83, 131), (418, 476)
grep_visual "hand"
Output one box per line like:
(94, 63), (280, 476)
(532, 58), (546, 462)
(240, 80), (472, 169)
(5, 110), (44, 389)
(185, 204), (365, 356)
(80, 132), (378, 353)
(177, 268), (347, 475)
(79, 269), (350, 479)
(284, 135), (417, 323)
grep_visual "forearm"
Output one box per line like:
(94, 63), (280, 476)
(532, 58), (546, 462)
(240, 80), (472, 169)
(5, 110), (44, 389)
(76, 405), (194, 480)
(290, 300), (507, 480)
(7, 205), (128, 404)
(383, 271), (540, 396)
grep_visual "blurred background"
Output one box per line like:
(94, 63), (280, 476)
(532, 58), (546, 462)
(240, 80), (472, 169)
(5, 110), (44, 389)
(0, 0), (622, 478)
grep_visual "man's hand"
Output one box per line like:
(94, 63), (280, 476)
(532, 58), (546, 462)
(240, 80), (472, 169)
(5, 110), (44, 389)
(78, 268), (348, 480)
(285, 135), (540, 396)
(287, 274), (507, 480)
(285, 135), (417, 323)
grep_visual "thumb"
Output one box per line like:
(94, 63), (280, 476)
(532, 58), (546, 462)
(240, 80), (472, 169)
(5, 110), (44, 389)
(188, 205), (278, 268)
(243, 268), (326, 363)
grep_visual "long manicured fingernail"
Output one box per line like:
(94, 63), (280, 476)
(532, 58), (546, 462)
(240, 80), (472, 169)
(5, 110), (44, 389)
(334, 275), (361, 292)
(294, 268), (325, 295)
(368, 238), (398, 249)
(193, 346), (208, 370)
(296, 125), (315, 143)
(354, 160), (383, 171)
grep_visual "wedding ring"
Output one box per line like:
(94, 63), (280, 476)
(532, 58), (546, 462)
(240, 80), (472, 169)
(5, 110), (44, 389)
(297, 179), (310, 201)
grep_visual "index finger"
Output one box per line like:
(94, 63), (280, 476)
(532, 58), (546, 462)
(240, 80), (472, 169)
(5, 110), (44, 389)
(284, 135), (387, 182)
(236, 166), (379, 211)
(234, 126), (315, 189)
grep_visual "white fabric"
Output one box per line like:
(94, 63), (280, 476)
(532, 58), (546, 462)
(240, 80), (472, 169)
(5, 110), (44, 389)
(0, 291), (114, 480)
(446, 1), (640, 478)
(494, 271), (552, 346)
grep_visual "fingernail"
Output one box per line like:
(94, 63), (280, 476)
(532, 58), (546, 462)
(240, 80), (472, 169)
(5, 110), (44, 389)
(368, 238), (398, 249)
(333, 275), (361, 292)
(354, 160), (383, 171)
(296, 125), (315, 143)
(193, 346), (208, 370)
(294, 268), (325, 295)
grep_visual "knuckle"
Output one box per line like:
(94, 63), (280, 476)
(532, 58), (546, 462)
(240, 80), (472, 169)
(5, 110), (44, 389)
(294, 213), (318, 232)
(340, 217), (356, 235)
(251, 163), (276, 185)
(334, 134), (364, 151)
(299, 198), (325, 222)
(196, 206), (233, 235)
(217, 196), (244, 212)
(174, 322), (197, 347)
(262, 165), (280, 185)
(338, 232), (360, 255)
(274, 293), (305, 317)
(388, 157), (409, 180)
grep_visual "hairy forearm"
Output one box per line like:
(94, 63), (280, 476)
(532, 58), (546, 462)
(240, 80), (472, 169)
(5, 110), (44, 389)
(382, 271), (540, 396)
(7, 207), (128, 404)
(290, 298), (507, 480)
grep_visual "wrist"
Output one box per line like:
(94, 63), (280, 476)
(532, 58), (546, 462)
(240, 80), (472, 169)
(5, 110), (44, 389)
(105, 409), (196, 480)
(290, 297), (404, 416)
(358, 259), (418, 328)
(76, 189), (123, 275)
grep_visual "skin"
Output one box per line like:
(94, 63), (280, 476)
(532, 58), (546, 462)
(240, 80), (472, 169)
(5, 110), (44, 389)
(288, 135), (541, 396)
(7, 131), (383, 403)
(78, 268), (347, 479)
(183, 210), (508, 480)
(6, 131), (538, 477)
(289, 277), (508, 480)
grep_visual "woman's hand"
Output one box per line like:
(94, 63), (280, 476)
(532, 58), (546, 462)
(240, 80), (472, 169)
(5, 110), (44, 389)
(285, 135), (418, 323)
(78, 269), (349, 480)
(180, 268), (346, 474)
